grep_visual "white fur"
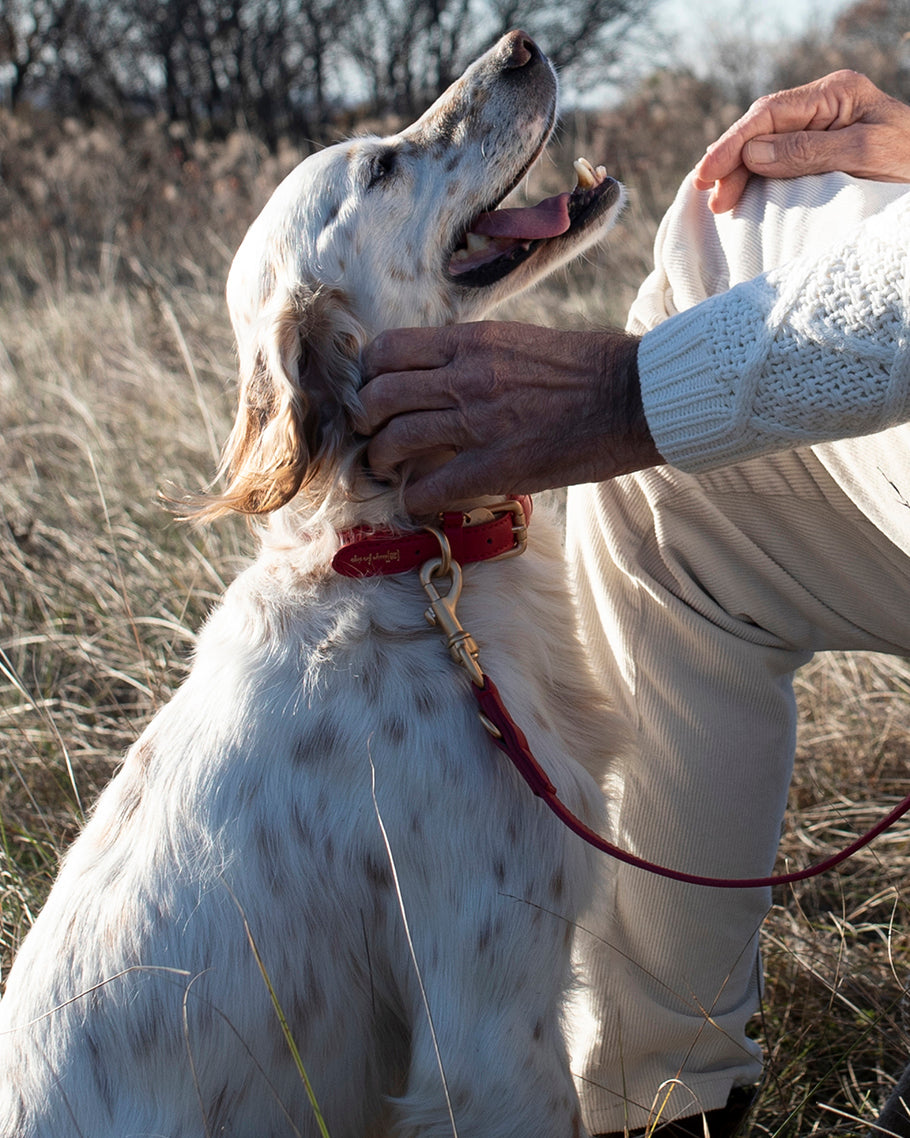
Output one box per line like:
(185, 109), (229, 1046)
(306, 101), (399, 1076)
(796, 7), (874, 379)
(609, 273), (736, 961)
(0, 31), (625, 1138)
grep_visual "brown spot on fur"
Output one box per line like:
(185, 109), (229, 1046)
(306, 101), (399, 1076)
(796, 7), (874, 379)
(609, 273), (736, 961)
(93, 774), (143, 851)
(206, 1085), (233, 1130)
(294, 712), (343, 762)
(255, 825), (286, 895)
(128, 1007), (162, 1058)
(86, 1029), (115, 1110)
(414, 684), (436, 717)
(382, 713), (407, 746)
(292, 802), (314, 849)
(133, 740), (155, 770)
(295, 964), (328, 1021)
(477, 922), (492, 954)
(363, 664), (383, 704)
(364, 851), (392, 890)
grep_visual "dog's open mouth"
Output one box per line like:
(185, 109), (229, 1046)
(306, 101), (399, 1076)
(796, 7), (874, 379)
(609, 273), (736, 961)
(448, 157), (620, 287)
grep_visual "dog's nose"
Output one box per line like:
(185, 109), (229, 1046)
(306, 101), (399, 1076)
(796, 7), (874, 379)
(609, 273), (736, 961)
(500, 29), (539, 69)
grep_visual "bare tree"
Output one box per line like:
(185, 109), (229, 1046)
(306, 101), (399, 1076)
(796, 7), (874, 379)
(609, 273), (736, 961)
(343, 0), (655, 117)
(236, 0), (359, 143)
(1, 0), (657, 142)
(487, 0), (651, 79)
(0, 0), (78, 107)
(830, 0), (910, 101)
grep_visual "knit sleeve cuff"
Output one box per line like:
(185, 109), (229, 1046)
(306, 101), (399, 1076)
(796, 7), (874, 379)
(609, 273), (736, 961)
(638, 276), (780, 472)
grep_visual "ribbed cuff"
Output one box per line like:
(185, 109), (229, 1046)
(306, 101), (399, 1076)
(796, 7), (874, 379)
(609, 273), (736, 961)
(637, 278), (778, 472)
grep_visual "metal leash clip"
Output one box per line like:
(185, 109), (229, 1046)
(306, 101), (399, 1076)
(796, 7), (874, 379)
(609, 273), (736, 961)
(419, 526), (485, 688)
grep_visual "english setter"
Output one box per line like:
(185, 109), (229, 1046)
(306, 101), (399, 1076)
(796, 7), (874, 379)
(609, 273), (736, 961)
(0, 31), (625, 1138)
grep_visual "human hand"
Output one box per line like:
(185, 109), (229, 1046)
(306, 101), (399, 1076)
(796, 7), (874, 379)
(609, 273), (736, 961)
(358, 321), (660, 517)
(695, 69), (910, 213)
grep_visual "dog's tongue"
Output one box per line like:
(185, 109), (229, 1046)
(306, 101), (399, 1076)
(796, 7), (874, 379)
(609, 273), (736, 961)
(471, 191), (572, 239)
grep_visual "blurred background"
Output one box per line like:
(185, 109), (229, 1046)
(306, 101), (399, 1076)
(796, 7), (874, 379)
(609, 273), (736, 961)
(3, 2), (910, 1133)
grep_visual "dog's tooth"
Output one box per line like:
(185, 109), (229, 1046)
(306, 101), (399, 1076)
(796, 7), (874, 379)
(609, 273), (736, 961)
(573, 157), (597, 190)
(465, 232), (492, 253)
(595, 165), (608, 184)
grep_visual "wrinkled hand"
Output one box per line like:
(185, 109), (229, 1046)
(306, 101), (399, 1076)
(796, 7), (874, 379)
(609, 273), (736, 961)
(695, 69), (910, 213)
(358, 321), (661, 517)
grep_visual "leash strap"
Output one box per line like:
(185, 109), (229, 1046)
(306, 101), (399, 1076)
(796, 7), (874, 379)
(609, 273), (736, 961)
(473, 672), (910, 889)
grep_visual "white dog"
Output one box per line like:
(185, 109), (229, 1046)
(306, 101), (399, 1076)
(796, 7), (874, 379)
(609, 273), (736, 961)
(0, 31), (625, 1138)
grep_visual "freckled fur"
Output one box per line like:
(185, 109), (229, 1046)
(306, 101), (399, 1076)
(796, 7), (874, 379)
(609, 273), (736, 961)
(0, 30), (627, 1138)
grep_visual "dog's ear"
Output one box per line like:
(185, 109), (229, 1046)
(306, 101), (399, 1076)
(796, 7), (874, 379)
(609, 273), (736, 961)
(193, 283), (365, 521)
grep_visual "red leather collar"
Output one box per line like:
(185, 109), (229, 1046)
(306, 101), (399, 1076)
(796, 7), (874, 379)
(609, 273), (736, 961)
(331, 497), (531, 578)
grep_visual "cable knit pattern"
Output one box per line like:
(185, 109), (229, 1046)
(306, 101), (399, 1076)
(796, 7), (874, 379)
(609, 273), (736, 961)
(637, 185), (910, 472)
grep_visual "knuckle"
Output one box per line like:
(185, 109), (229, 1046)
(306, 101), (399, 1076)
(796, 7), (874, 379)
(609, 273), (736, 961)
(395, 410), (447, 453)
(785, 131), (817, 164)
(360, 334), (389, 380)
(750, 91), (776, 114)
(829, 68), (864, 88)
(368, 329), (393, 357)
(357, 372), (388, 417)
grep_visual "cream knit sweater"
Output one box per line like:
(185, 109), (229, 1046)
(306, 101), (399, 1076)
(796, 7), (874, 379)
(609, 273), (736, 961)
(629, 173), (910, 556)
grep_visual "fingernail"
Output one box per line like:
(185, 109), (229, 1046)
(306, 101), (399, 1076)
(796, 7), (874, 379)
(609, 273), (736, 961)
(745, 140), (776, 166)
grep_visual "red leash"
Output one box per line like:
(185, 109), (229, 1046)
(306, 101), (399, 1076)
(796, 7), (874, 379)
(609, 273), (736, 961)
(334, 501), (910, 889)
(474, 670), (910, 889)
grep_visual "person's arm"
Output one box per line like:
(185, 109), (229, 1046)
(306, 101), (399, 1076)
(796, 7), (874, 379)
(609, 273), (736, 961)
(695, 69), (910, 213)
(638, 191), (910, 472)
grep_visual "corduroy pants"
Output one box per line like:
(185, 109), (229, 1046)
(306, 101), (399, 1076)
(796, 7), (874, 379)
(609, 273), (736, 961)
(566, 173), (910, 1134)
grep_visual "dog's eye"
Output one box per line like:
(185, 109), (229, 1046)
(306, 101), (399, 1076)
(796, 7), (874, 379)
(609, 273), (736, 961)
(366, 148), (398, 189)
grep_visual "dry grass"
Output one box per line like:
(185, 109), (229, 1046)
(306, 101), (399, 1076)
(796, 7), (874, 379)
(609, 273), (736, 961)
(751, 655), (910, 1135)
(1, 106), (909, 1136)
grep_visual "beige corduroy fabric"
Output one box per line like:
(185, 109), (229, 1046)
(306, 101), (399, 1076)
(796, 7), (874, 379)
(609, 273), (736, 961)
(566, 172), (910, 1134)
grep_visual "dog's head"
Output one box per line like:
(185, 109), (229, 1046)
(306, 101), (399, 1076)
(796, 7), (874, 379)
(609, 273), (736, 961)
(208, 31), (623, 521)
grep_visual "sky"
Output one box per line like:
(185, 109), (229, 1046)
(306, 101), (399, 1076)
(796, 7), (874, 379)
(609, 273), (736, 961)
(568, 0), (858, 107)
(661, 0), (849, 38)
(656, 0), (856, 69)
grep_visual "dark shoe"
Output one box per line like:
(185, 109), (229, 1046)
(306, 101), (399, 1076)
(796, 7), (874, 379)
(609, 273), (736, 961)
(594, 1085), (756, 1137)
(873, 1059), (910, 1136)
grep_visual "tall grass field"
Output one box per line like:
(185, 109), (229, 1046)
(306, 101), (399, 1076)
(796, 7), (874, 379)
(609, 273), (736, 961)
(2, 105), (910, 1135)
